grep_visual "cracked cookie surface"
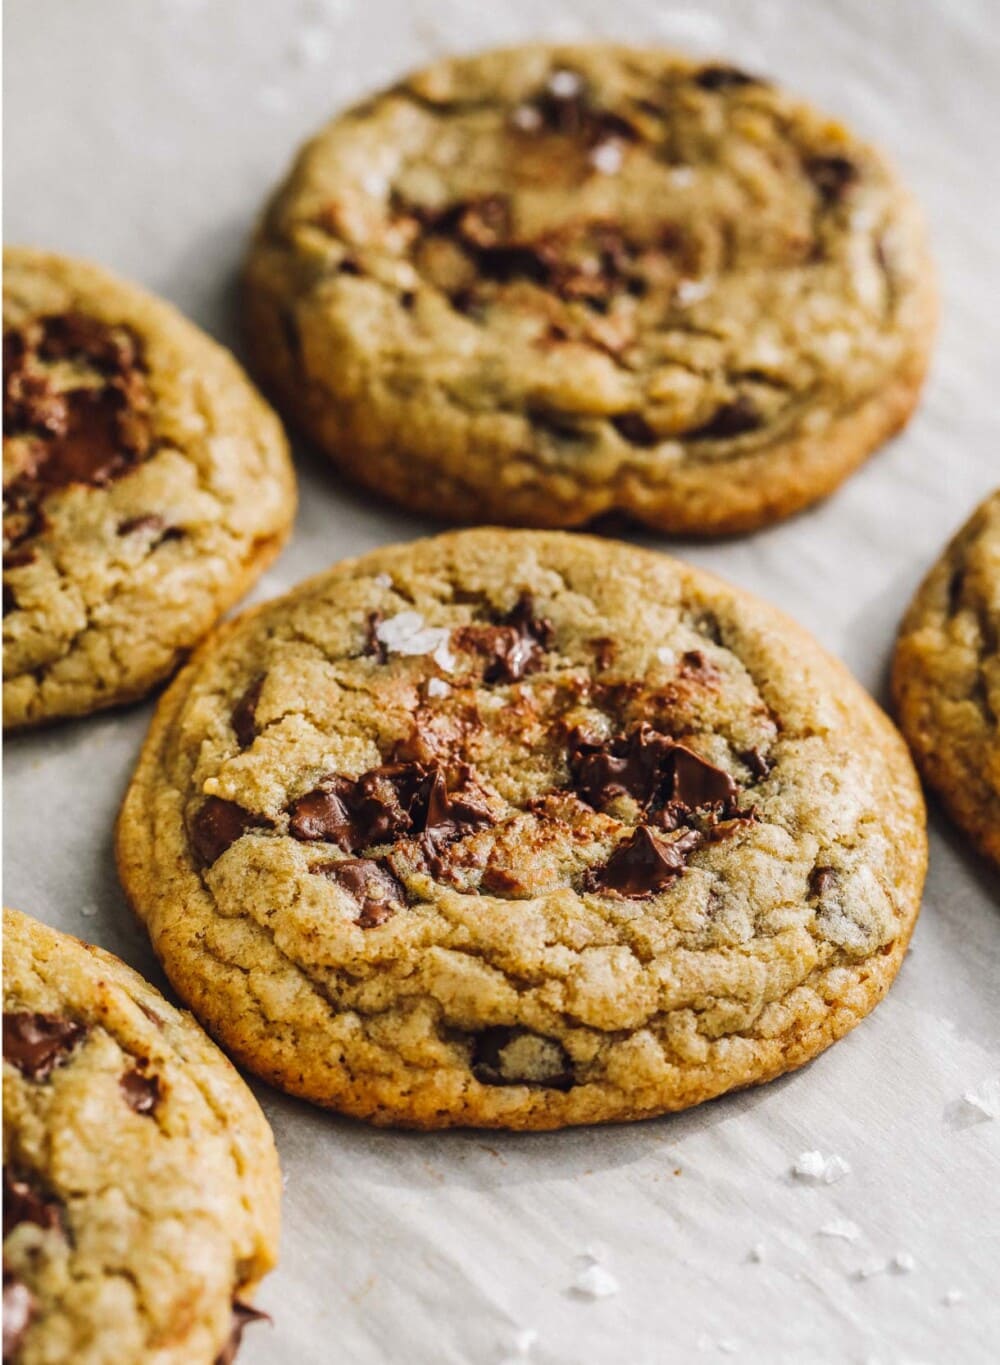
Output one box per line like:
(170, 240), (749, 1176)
(893, 489), (1000, 867)
(244, 44), (935, 536)
(117, 529), (926, 1130)
(2, 908), (279, 1365)
(3, 248), (297, 730)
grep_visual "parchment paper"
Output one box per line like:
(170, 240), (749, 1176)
(4, 2), (999, 1361)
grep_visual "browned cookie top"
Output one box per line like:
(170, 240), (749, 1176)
(2, 908), (279, 1365)
(118, 530), (926, 1130)
(245, 45), (934, 533)
(3, 249), (296, 729)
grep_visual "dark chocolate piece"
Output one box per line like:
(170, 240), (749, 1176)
(2, 1012), (87, 1081)
(189, 798), (273, 867)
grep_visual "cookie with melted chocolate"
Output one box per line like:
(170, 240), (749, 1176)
(117, 529), (926, 1130)
(244, 44), (935, 536)
(3, 248), (296, 729)
(893, 489), (1000, 867)
(2, 908), (279, 1364)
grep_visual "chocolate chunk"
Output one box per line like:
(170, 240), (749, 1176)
(290, 762), (494, 853)
(288, 777), (357, 847)
(3, 1012), (87, 1080)
(586, 825), (702, 897)
(668, 745), (738, 808)
(805, 155), (858, 205)
(423, 766), (493, 839)
(611, 412), (658, 447)
(189, 798), (273, 867)
(454, 593), (554, 684)
(2, 584), (16, 618)
(3, 314), (153, 554)
(231, 675), (265, 750)
(319, 858), (406, 928)
(570, 724), (675, 809)
(213, 1302), (270, 1365)
(571, 726), (739, 817)
(119, 1067), (161, 1116)
(363, 610), (388, 663)
(2, 1269), (35, 1362)
(687, 396), (761, 441)
(471, 1026), (574, 1090)
(3, 1169), (62, 1240)
(37, 312), (141, 370)
(810, 866), (837, 898)
(693, 65), (763, 91)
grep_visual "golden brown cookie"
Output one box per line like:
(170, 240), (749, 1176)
(892, 489), (1000, 866)
(3, 248), (297, 730)
(2, 907), (280, 1364)
(117, 529), (926, 1130)
(244, 44), (935, 536)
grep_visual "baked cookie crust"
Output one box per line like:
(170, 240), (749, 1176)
(892, 489), (1000, 866)
(2, 908), (280, 1364)
(244, 44), (935, 535)
(3, 248), (297, 730)
(118, 529), (926, 1130)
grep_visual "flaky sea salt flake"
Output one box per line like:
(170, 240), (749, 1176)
(959, 1077), (1000, 1121)
(818, 1218), (861, 1242)
(891, 1252), (915, 1274)
(591, 141), (625, 175)
(942, 1288), (965, 1307)
(792, 1150), (851, 1184)
(572, 1258), (619, 1299)
(747, 1242), (766, 1263)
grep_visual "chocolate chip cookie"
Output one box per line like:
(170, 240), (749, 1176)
(3, 248), (296, 730)
(2, 907), (279, 1364)
(116, 529), (926, 1130)
(244, 44), (935, 536)
(892, 490), (1000, 867)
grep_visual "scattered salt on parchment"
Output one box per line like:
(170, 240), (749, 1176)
(791, 1151), (851, 1184)
(572, 1256), (619, 1299)
(891, 1252), (915, 1274)
(818, 1218), (861, 1242)
(942, 1288), (965, 1307)
(747, 1243), (766, 1263)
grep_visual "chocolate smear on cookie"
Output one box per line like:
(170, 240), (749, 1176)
(120, 1067), (162, 1116)
(214, 1302), (271, 1365)
(231, 675), (265, 749)
(3, 1169), (63, 1240)
(190, 798), (274, 867)
(318, 858), (406, 928)
(3, 1012), (87, 1081)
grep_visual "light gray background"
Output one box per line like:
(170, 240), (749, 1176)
(4, 1), (999, 1361)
